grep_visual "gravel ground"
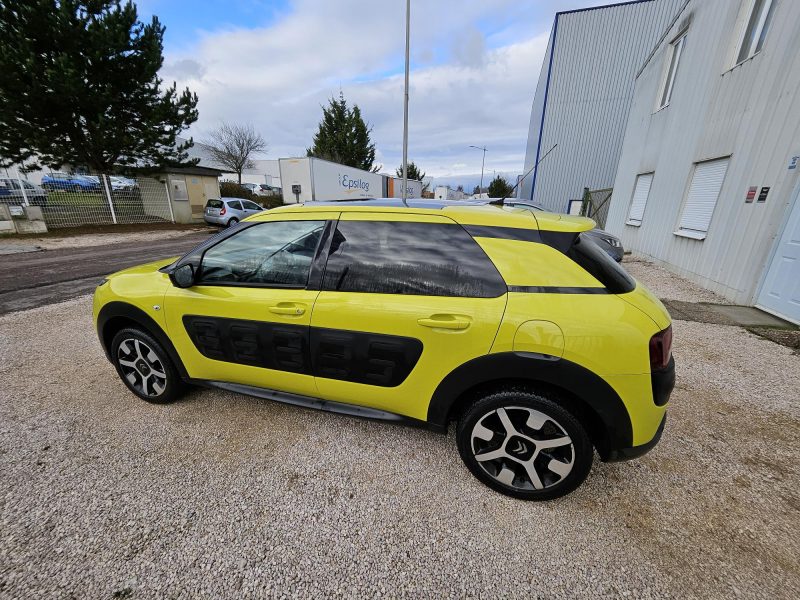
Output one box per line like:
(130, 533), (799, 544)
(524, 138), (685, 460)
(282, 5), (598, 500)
(1, 270), (798, 597)
(624, 257), (726, 303)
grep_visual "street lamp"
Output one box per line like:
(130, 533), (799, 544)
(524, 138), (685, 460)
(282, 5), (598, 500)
(469, 145), (487, 195)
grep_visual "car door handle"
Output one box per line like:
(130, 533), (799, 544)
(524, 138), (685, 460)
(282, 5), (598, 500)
(417, 315), (471, 330)
(269, 303), (306, 316)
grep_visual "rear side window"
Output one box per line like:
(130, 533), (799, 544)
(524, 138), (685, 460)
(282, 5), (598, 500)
(206, 199), (223, 208)
(322, 221), (506, 297)
(567, 233), (635, 293)
(228, 200), (243, 210)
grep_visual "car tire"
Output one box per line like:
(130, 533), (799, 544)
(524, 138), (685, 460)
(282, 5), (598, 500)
(227, 217), (239, 227)
(456, 388), (593, 500)
(110, 327), (185, 404)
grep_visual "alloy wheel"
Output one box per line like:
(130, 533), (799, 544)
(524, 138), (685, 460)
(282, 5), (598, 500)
(470, 406), (575, 491)
(116, 338), (168, 397)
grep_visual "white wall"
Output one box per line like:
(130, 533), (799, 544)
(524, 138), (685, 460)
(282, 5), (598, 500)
(605, 0), (800, 305)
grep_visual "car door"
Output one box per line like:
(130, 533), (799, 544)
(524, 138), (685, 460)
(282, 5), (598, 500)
(310, 212), (508, 421)
(242, 200), (263, 216)
(163, 211), (339, 397)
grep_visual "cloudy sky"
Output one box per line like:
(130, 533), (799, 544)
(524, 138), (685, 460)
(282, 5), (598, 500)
(138, 0), (606, 188)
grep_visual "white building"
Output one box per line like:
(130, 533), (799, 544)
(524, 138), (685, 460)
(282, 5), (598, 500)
(519, 0), (683, 211)
(434, 186), (466, 201)
(605, 0), (800, 323)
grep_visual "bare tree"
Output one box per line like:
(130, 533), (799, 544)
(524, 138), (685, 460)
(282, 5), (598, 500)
(203, 122), (267, 183)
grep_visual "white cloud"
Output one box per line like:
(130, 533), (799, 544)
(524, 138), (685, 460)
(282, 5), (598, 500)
(160, 0), (549, 179)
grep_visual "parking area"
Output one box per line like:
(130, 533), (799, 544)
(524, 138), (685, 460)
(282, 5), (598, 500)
(0, 257), (798, 598)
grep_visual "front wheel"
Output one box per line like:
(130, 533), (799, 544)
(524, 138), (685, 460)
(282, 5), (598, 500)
(110, 327), (184, 404)
(456, 388), (593, 500)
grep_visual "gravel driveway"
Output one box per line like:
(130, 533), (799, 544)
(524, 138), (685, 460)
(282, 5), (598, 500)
(1, 264), (798, 598)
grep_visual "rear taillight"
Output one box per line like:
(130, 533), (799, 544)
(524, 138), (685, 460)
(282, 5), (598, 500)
(649, 325), (673, 371)
(220, 206), (226, 215)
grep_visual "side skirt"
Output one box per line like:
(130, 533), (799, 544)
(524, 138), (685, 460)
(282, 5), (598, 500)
(195, 380), (446, 433)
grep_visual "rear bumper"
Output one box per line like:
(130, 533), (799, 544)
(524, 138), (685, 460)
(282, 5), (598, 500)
(604, 414), (666, 462)
(652, 356), (676, 407)
(204, 214), (226, 225)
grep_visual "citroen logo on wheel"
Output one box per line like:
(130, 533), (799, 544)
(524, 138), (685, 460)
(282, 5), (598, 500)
(510, 440), (527, 455)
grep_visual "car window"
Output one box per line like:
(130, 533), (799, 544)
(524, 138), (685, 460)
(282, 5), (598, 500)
(206, 199), (223, 209)
(322, 221), (506, 297)
(567, 233), (635, 293)
(243, 201), (261, 210)
(199, 221), (325, 287)
(227, 200), (243, 211)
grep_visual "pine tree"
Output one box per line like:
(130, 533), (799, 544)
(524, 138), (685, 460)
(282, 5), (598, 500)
(488, 175), (513, 198)
(0, 0), (199, 172)
(307, 92), (377, 171)
(395, 160), (429, 191)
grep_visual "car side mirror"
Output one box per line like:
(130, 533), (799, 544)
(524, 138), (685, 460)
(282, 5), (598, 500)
(171, 263), (195, 288)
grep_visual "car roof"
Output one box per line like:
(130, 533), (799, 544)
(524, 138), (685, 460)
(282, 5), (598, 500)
(260, 198), (595, 233)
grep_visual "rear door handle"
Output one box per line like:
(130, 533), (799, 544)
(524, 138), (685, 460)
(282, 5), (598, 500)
(269, 303), (306, 316)
(417, 315), (471, 330)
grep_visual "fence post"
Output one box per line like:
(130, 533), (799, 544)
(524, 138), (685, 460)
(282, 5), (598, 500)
(101, 174), (118, 224)
(580, 187), (591, 218)
(163, 180), (175, 223)
(14, 167), (29, 206)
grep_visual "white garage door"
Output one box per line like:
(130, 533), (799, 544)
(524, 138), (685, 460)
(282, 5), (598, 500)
(757, 181), (800, 324)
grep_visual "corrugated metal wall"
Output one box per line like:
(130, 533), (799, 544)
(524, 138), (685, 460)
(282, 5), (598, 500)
(520, 0), (684, 209)
(605, 0), (800, 305)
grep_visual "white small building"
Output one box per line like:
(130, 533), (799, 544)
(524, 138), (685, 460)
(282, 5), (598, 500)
(605, 0), (800, 323)
(434, 186), (466, 201)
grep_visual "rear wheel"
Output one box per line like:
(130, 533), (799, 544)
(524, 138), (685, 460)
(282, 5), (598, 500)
(456, 388), (593, 500)
(110, 327), (184, 404)
(227, 217), (239, 227)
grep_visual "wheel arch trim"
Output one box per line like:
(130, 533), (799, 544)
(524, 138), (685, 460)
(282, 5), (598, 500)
(427, 352), (633, 458)
(96, 301), (189, 380)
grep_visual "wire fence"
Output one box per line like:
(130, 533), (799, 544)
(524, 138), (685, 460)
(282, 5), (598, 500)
(0, 171), (175, 229)
(579, 187), (613, 229)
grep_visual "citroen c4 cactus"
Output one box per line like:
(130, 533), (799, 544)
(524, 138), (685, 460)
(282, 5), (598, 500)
(94, 199), (675, 500)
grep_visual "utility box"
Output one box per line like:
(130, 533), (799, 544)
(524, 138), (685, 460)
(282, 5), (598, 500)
(0, 204), (48, 235)
(279, 157), (384, 204)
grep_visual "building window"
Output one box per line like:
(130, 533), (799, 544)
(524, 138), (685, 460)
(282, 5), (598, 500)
(626, 172), (654, 226)
(675, 157), (730, 240)
(657, 32), (687, 110)
(736, 0), (776, 64)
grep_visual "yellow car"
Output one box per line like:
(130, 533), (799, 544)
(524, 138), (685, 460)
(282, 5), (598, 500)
(94, 199), (674, 500)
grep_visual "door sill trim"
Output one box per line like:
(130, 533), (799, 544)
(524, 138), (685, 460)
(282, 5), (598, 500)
(194, 380), (445, 433)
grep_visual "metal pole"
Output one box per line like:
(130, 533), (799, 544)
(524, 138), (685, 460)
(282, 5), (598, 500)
(14, 167), (29, 207)
(401, 0), (410, 204)
(101, 174), (118, 224)
(480, 147), (486, 194)
(163, 180), (176, 223)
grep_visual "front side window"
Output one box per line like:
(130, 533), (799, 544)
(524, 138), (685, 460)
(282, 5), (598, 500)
(658, 32), (687, 110)
(198, 220), (325, 287)
(321, 221), (506, 297)
(736, 0), (776, 64)
(243, 201), (262, 211)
